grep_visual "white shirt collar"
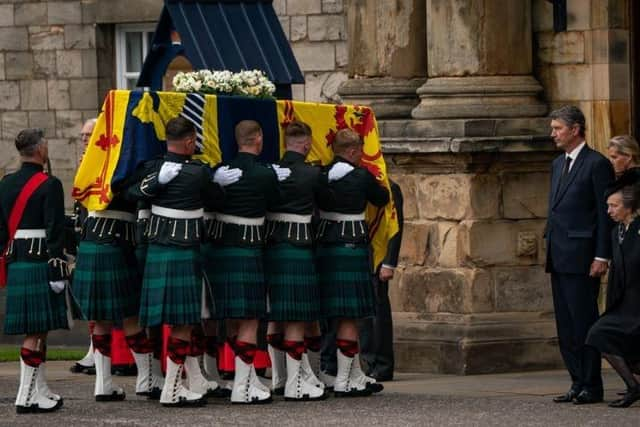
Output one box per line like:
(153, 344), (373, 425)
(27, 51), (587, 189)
(566, 141), (586, 160)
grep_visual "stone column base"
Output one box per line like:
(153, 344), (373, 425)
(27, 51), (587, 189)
(411, 76), (548, 120)
(338, 77), (425, 119)
(393, 312), (563, 374)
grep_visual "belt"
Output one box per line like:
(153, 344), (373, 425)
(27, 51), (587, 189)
(319, 210), (365, 222)
(216, 213), (265, 226)
(137, 209), (151, 220)
(88, 210), (135, 223)
(266, 212), (312, 224)
(14, 229), (46, 239)
(203, 212), (216, 221)
(151, 206), (204, 219)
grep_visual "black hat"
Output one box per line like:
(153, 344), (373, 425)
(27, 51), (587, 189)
(605, 168), (640, 198)
(15, 128), (44, 152)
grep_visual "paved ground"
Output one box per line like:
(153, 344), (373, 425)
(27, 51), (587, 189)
(0, 362), (638, 426)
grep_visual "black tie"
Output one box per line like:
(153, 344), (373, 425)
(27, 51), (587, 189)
(561, 156), (572, 179)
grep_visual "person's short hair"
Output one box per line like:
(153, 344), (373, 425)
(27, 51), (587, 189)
(165, 117), (195, 141)
(549, 105), (586, 137)
(15, 128), (45, 157)
(608, 135), (640, 166)
(285, 121), (312, 139)
(284, 121), (312, 146)
(332, 128), (363, 154)
(235, 120), (262, 146)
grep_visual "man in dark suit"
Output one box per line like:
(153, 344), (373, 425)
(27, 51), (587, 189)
(360, 180), (403, 381)
(546, 105), (614, 405)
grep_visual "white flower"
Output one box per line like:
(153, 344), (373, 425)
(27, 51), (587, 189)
(171, 68), (275, 98)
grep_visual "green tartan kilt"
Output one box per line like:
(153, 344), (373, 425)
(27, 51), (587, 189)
(265, 244), (320, 322)
(73, 241), (140, 322)
(317, 244), (375, 319)
(207, 245), (266, 320)
(139, 244), (206, 327)
(4, 261), (68, 335)
(135, 243), (148, 276)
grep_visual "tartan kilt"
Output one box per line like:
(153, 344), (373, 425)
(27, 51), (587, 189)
(207, 245), (266, 320)
(139, 243), (206, 327)
(317, 244), (375, 319)
(73, 241), (140, 322)
(265, 244), (320, 322)
(134, 244), (148, 276)
(4, 261), (68, 335)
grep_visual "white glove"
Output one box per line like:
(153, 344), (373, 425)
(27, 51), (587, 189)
(158, 161), (183, 184)
(213, 166), (243, 187)
(328, 162), (354, 182)
(49, 280), (67, 294)
(271, 164), (291, 182)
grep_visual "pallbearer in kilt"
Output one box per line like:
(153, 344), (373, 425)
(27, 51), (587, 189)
(207, 120), (285, 404)
(0, 129), (68, 413)
(73, 178), (163, 401)
(316, 128), (390, 397)
(264, 121), (327, 401)
(127, 117), (241, 406)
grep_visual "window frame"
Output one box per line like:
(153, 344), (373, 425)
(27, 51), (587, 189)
(115, 23), (156, 90)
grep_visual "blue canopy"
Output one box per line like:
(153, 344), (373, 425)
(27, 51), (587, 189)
(137, 0), (304, 98)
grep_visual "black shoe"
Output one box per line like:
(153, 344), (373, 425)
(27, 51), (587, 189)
(16, 399), (63, 414)
(370, 372), (393, 382)
(334, 388), (373, 398)
(609, 387), (640, 408)
(553, 388), (579, 403)
(95, 389), (127, 402)
(573, 390), (603, 405)
(162, 397), (207, 407)
(70, 363), (95, 375)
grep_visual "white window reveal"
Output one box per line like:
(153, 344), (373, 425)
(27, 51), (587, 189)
(115, 24), (155, 90)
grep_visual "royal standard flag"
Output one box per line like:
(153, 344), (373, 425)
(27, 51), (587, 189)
(73, 90), (398, 270)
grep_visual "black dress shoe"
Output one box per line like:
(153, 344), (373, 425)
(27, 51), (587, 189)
(573, 390), (603, 405)
(370, 372), (393, 382)
(609, 387), (640, 408)
(553, 389), (579, 403)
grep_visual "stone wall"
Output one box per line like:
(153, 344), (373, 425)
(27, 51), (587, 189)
(381, 144), (562, 374)
(533, 0), (631, 152)
(0, 0), (100, 209)
(274, 0), (348, 102)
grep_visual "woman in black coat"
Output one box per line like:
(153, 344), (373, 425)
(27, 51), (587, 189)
(586, 180), (640, 408)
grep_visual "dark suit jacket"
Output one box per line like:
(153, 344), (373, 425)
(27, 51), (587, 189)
(545, 144), (614, 274)
(380, 180), (404, 269)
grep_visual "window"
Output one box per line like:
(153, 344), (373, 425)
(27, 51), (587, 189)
(115, 24), (155, 90)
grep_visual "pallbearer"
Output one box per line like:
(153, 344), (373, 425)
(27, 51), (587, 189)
(316, 128), (389, 397)
(264, 121), (327, 400)
(1, 129), (68, 413)
(208, 120), (288, 404)
(128, 117), (241, 406)
(73, 168), (163, 401)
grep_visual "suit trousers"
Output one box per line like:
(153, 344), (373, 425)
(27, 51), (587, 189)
(551, 272), (603, 393)
(359, 277), (394, 377)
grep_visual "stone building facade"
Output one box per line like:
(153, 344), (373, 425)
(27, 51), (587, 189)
(0, 0), (638, 373)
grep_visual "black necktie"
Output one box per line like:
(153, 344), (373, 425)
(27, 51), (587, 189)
(561, 156), (572, 179)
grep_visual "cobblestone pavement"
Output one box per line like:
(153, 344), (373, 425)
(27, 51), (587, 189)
(0, 362), (638, 426)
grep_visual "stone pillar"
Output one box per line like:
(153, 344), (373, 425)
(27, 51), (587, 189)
(412, 0), (547, 124)
(377, 1), (561, 374)
(338, 0), (426, 118)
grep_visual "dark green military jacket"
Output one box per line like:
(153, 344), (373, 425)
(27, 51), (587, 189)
(127, 152), (224, 247)
(0, 162), (69, 281)
(209, 152), (279, 247)
(265, 151), (325, 247)
(316, 156), (390, 245)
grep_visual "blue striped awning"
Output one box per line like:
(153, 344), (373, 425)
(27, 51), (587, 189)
(138, 0), (304, 96)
